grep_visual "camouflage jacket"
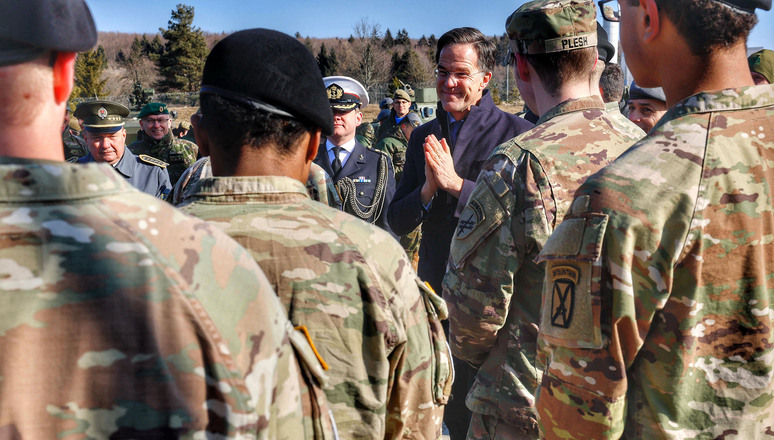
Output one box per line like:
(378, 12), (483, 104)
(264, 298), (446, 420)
(179, 175), (452, 439)
(374, 135), (409, 182)
(443, 96), (642, 429)
(128, 131), (198, 185)
(535, 85), (774, 439)
(62, 127), (88, 162)
(0, 159), (332, 439)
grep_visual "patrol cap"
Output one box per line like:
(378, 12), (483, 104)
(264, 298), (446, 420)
(74, 101), (130, 134)
(201, 29), (333, 135)
(377, 108), (391, 122)
(0, 0), (97, 67)
(629, 81), (666, 102)
(324, 76), (369, 112)
(748, 49), (774, 83)
(596, 24), (615, 63)
(506, 0), (598, 55)
(393, 89), (412, 102)
(138, 102), (170, 119)
(380, 97), (394, 109)
(714, 0), (771, 12)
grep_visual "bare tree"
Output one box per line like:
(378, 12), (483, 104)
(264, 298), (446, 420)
(353, 17), (381, 43)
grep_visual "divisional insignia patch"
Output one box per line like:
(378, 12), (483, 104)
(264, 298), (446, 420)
(456, 199), (485, 239)
(550, 266), (578, 328)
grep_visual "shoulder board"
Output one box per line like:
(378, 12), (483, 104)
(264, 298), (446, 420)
(369, 147), (391, 159)
(138, 154), (168, 168)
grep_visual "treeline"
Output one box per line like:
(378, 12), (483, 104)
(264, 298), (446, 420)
(73, 6), (521, 108)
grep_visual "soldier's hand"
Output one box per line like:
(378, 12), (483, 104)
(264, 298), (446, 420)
(421, 155), (438, 206)
(424, 134), (463, 198)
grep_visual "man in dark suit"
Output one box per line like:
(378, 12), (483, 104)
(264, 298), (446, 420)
(387, 27), (533, 440)
(314, 76), (396, 237)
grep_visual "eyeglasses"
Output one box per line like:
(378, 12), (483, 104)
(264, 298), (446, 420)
(599, 0), (620, 22)
(435, 68), (485, 83)
(143, 117), (170, 125)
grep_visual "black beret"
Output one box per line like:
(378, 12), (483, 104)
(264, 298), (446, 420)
(596, 24), (615, 64)
(200, 28), (334, 136)
(715, 0), (771, 11)
(0, 0), (97, 67)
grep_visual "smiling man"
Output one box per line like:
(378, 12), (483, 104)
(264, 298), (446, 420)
(387, 26), (533, 440)
(75, 100), (171, 199)
(626, 81), (667, 133)
(128, 102), (198, 185)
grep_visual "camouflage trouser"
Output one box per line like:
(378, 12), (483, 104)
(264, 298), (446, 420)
(399, 227), (421, 271)
(467, 413), (538, 440)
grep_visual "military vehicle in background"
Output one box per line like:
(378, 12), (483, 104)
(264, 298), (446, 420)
(411, 86), (438, 123)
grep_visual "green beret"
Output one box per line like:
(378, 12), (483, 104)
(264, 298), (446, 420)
(73, 100), (129, 133)
(138, 102), (169, 119)
(506, 0), (598, 55)
(749, 49), (774, 84)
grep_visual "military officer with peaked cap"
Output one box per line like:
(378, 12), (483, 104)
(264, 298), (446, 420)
(314, 75), (397, 237)
(75, 101), (172, 199)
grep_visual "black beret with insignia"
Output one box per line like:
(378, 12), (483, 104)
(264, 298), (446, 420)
(200, 28), (334, 136)
(0, 0), (97, 67)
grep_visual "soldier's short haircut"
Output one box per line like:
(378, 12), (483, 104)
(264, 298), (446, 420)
(600, 63), (625, 103)
(436, 27), (497, 73)
(626, 0), (757, 56)
(200, 94), (314, 156)
(525, 47), (597, 97)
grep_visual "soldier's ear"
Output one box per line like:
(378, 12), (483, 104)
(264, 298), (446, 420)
(52, 52), (76, 105)
(641, 0), (661, 43)
(304, 129), (322, 163)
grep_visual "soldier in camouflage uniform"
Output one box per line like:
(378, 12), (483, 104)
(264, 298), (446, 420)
(0, 3), (333, 438)
(535, 0), (774, 438)
(128, 102), (198, 185)
(62, 107), (88, 162)
(443, 2), (642, 438)
(178, 28), (452, 439)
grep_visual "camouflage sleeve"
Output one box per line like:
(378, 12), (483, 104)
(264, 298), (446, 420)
(383, 247), (449, 439)
(443, 153), (521, 367)
(534, 163), (695, 439)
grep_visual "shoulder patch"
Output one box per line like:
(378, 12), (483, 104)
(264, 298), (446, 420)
(549, 266), (578, 328)
(456, 199), (485, 239)
(138, 154), (168, 168)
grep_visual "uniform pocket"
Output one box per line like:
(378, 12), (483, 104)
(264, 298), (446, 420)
(536, 214), (608, 349)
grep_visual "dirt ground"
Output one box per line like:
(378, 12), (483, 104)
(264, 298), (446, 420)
(171, 101), (526, 128)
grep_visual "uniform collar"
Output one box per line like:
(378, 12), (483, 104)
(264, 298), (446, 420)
(537, 95), (605, 125)
(187, 174), (310, 202)
(326, 137), (356, 154)
(112, 148), (135, 178)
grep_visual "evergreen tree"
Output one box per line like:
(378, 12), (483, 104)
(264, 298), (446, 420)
(74, 46), (108, 98)
(418, 35), (428, 47)
(316, 43), (340, 77)
(383, 29), (394, 48)
(391, 49), (431, 85)
(158, 4), (206, 92)
(304, 37), (315, 54)
(395, 29), (410, 46)
(295, 31), (301, 39)
(428, 34), (437, 48)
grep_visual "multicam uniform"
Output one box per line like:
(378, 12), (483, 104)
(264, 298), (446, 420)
(535, 85), (774, 438)
(604, 101), (646, 138)
(0, 159), (333, 439)
(179, 174), (453, 440)
(128, 131), (198, 185)
(443, 96), (642, 437)
(62, 127), (88, 162)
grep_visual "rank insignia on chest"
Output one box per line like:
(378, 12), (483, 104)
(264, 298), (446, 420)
(550, 266), (578, 328)
(353, 177), (371, 183)
(456, 199), (485, 239)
